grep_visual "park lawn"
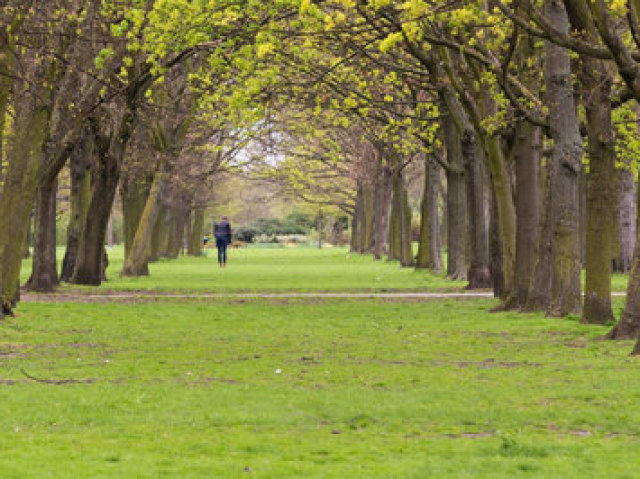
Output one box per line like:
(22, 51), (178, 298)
(21, 245), (632, 293)
(1, 296), (639, 477)
(21, 245), (468, 293)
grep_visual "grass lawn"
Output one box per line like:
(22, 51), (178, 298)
(21, 245), (468, 293)
(5, 246), (638, 477)
(21, 245), (631, 293)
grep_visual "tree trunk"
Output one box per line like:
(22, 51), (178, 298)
(23, 213), (32, 259)
(524, 156), (555, 312)
(401, 187), (413, 267)
(416, 157), (443, 272)
(158, 208), (172, 258)
(25, 178), (58, 292)
(61, 147), (91, 282)
(372, 164), (391, 260)
(388, 169), (404, 262)
(611, 174), (640, 342)
(416, 156), (434, 269)
(545, 0), (583, 317)
(579, 168), (587, 267)
(168, 202), (186, 258)
(187, 207), (205, 256)
(107, 215), (114, 248)
(464, 135), (491, 288)
(0, 98), (49, 313)
(511, 120), (541, 308)
(614, 168), (636, 272)
(441, 105), (468, 279)
(428, 162), (443, 273)
(360, 184), (374, 252)
(416, 156), (438, 270)
(122, 171), (168, 276)
(484, 134), (517, 301)
(581, 64), (615, 324)
(101, 246), (109, 282)
(149, 203), (167, 262)
(121, 175), (151, 260)
(350, 184), (362, 253)
(162, 210), (177, 258)
(490, 186), (505, 298)
(70, 151), (120, 285)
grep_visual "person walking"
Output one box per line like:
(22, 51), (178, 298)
(214, 215), (232, 267)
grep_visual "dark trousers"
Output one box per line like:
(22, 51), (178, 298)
(216, 238), (228, 264)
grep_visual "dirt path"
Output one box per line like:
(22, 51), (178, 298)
(19, 290), (626, 303)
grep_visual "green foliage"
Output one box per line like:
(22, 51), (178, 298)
(93, 47), (114, 70)
(613, 101), (640, 174)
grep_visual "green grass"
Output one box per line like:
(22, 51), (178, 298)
(1, 298), (639, 477)
(7, 247), (640, 477)
(21, 245), (467, 293)
(22, 245), (632, 293)
(611, 273), (629, 293)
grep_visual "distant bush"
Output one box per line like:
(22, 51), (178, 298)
(237, 213), (315, 242)
(234, 226), (259, 243)
(281, 212), (315, 232)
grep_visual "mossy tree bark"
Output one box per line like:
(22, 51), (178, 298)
(122, 168), (169, 276)
(71, 59), (156, 285)
(350, 183), (362, 252)
(187, 207), (205, 256)
(442, 110), (468, 280)
(160, 210), (171, 257)
(163, 211), (178, 258)
(427, 161), (443, 273)
(524, 157), (554, 312)
(483, 134), (517, 301)
(61, 139), (92, 282)
(545, 0), (583, 317)
(436, 48), (516, 297)
(70, 140), (121, 285)
(416, 155), (442, 271)
(23, 214), (32, 259)
(372, 163), (391, 260)
(149, 204), (167, 262)
(0, 27), (13, 186)
(0, 91), (50, 314)
(563, 0), (615, 323)
(174, 203), (187, 257)
(511, 119), (541, 308)
(579, 169), (587, 267)
(580, 68), (615, 324)
(25, 178), (58, 292)
(614, 168), (636, 273)
(387, 167), (404, 262)
(400, 187), (413, 267)
(489, 187), (505, 299)
(360, 183), (374, 253)
(608, 173), (640, 342)
(70, 103), (141, 285)
(121, 175), (152, 260)
(508, 34), (542, 308)
(464, 135), (491, 289)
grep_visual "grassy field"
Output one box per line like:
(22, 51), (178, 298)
(4, 247), (639, 477)
(20, 245), (631, 293)
(21, 246), (467, 293)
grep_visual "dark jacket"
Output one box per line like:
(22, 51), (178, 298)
(214, 220), (232, 244)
